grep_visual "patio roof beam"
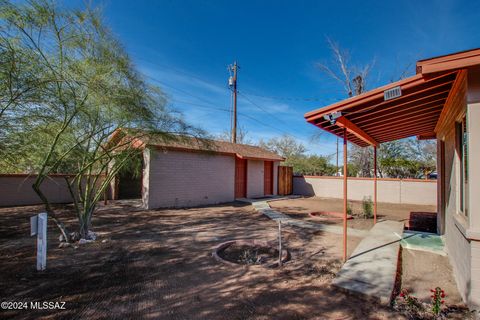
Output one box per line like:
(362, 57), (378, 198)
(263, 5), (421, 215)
(318, 87), (451, 131)
(364, 114), (443, 135)
(417, 133), (437, 140)
(352, 101), (445, 127)
(371, 125), (437, 141)
(334, 116), (379, 147)
(360, 106), (443, 131)
(328, 116), (440, 140)
(305, 71), (456, 123)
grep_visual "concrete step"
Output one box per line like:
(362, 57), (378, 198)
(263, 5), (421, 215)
(332, 220), (404, 304)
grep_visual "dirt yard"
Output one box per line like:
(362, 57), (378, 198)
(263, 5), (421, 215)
(269, 197), (437, 230)
(400, 249), (463, 305)
(0, 200), (408, 320)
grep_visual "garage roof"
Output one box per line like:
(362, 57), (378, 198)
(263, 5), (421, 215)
(111, 129), (285, 161)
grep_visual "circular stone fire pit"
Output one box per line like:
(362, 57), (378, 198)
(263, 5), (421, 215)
(213, 239), (289, 268)
(309, 211), (353, 220)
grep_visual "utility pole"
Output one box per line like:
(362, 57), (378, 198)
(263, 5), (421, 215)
(228, 61), (238, 143)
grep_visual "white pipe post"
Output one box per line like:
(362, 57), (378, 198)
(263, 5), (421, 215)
(37, 213), (47, 271)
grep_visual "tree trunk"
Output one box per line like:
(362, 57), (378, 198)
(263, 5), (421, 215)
(32, 183), (70, 242)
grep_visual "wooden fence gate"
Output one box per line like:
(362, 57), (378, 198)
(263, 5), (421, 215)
(278, 166), (293, 196)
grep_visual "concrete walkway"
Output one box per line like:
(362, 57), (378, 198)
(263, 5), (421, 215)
(332, 220), (404, 304)
(240, 197), (369, 238)
(241, 197), (446, 304)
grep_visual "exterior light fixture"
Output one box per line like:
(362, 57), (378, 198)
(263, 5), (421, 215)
(323, 111), (343, 125)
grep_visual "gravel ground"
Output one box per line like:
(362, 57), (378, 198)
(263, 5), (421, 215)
(0, 199), (440, 319)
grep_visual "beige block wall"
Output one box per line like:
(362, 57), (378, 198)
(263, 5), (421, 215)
(0, 175), (74, 207)
(293, 176), (437, 205)
(466, 100), (480, 308)
(471, 241), (480, 307)
(442, 126), (473, 306)
(439, 74), (480, 310)
(144, 148), (235, 209)
(247, 160), (264, 198)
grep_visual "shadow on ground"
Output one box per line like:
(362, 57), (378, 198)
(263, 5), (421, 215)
(0, 201), (403, 319)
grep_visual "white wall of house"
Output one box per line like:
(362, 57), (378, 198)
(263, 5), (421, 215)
(246, 160), (264, 198)
(144, 148), (235, 209)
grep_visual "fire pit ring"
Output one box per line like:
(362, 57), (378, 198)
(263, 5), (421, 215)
(213, 239), (289, 268)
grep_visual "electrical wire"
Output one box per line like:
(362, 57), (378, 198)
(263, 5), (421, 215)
(140, 68), (337, 152)
(237, 91), (291, 126)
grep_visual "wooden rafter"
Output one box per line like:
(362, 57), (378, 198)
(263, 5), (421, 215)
(335, 116), (378, 146)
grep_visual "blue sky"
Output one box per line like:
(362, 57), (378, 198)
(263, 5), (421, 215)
(94, 0), (478, 157)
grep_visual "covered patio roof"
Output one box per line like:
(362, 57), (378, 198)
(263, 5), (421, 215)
(304, 71), (458, 147)
(304, 48), (480, 262)
(304, 48), (480, 147)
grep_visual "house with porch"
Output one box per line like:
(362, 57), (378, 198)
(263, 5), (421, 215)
(304, 48), (480, 309)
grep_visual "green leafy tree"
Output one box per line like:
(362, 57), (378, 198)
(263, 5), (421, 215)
(258, 134), (306, 158)
(0, 0), (200, 242)
(258, 135), (335, 175)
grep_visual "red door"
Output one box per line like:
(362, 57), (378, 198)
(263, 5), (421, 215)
(235, 158), (247, 198)
(264, 161), (273, 195)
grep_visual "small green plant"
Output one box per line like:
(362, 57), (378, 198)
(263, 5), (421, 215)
(431, 287), (445, 316)
(347, 202), (353, 215)
(240, 249), (259, 265)
(397, 288), (424, 318)
(362, 196), (373, 219)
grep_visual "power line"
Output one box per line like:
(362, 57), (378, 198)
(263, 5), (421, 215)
(169, 99), (307, 141)
(142, 71), (305, 140)
(140, 69), (336, 152)
(238, 92), (291, 126)
(240, 92), (328, 102)
(143, 73), (221, 107)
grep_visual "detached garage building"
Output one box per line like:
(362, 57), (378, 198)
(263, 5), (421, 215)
(112, 131), (284, 209)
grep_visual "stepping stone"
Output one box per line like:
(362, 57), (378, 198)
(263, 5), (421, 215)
(332, 220), (404, 305)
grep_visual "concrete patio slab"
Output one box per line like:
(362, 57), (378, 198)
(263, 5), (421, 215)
(332, 220), (404, 305)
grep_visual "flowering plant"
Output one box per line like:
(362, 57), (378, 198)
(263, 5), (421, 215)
(431, 287), (445, 315)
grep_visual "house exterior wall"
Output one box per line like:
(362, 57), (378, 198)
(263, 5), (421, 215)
(442, 126), (472, 304)
(247, 160), (264, 198)
(438, 68), (480, 309)
(293, 176), (437, 205)
(144, 148), (235, 209)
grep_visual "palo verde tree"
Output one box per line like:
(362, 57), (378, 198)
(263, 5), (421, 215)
(0, 0), (199, 242)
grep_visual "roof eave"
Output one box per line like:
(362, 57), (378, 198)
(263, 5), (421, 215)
(304, 74), (424, 122)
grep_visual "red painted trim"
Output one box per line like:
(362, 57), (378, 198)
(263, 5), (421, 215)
(149, 145), (283, 162)
(263, 161), (274, 196)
